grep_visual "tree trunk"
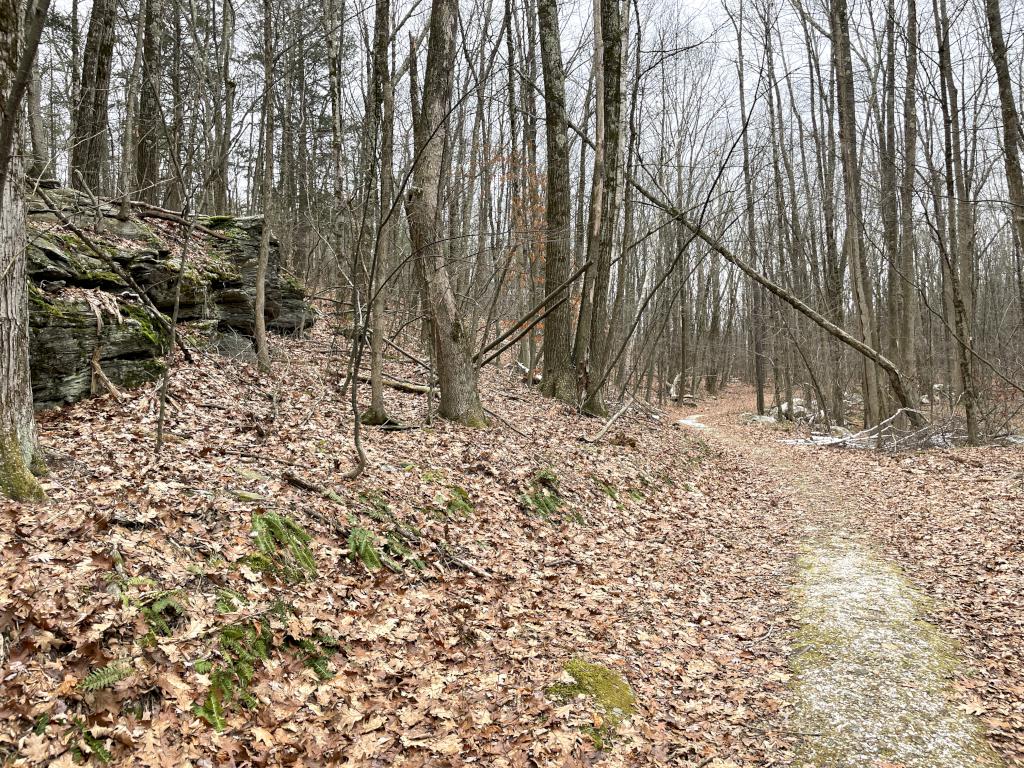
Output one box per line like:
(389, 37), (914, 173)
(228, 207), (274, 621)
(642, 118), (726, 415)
(985, 0), (1024, 327)
(830, 0), (882, 427)
(896, 0), (919, 380)
(0, 0), (44, 501)
(254, 0), (274, 373)
(119, 0), (147, 218)
(361, 0), (393, 425)
(405, 0), (486, 427)
(70, 0), (116, 195)
(536, 0), (575, 402)
(137, 0), (162, 204)
(584, 0), (623, 416)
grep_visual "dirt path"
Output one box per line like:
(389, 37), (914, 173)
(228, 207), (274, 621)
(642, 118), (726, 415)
(678, 395), (1004, 767)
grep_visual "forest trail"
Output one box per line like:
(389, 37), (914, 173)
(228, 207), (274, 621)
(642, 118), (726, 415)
(682, 395), (1005, 767)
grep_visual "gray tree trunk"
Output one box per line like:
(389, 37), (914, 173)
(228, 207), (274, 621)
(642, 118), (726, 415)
(536, 0), (575, 402)
(0, 0), (44, 500)
(406, 0), (486, 426)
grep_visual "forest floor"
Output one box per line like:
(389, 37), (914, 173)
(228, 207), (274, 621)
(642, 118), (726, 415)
(690, 397), (1024, 767)
(1, 329), (1023, 767)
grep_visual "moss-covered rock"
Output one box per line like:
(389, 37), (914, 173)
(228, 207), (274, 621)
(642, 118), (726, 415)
(24, 188), (317, 408)
(547, 659), (636, 749)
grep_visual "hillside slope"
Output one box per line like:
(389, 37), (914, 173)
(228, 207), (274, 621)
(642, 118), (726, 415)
(0, 331), (796, 767)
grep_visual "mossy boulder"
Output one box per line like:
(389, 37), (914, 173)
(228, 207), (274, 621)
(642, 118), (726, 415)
(547, 659), (636, 749)
(29, 285), (171, 408)
(25, 188), (317, 408)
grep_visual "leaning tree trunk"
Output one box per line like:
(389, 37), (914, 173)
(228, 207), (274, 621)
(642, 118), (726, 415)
(0, 0), (44, 501)
(536, 0), (576, 403)
(405, 0), (486, 427)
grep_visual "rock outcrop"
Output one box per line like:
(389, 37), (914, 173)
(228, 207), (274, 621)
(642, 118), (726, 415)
(26, 188), (316, 408)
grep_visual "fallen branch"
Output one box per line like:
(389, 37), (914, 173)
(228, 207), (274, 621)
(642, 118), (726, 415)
(484, 406), (528, 438)
(283, 470), (346, 504)
(825, 407), (923, 448)
(583, 399), (631, 443)
(355, 372), (431, 394)
(135, 207), (232, 240)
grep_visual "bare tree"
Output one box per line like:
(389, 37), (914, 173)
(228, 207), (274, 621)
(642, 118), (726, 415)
(0, 0), (46, 501)
(406, 0), (486, 426)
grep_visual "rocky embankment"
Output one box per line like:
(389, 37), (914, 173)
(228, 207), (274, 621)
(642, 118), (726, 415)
(26, 188), (316, 407)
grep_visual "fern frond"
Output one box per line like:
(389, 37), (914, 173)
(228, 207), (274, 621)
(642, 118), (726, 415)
(79, 661), (131, 691)
(348, 527), (382, 571)
(80, 731), (112, 765)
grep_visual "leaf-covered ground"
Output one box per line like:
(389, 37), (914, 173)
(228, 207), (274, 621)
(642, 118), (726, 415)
(1, 333), (798, 767)
(697, 393), (1024, 767)
(3, 333), (1022, 767)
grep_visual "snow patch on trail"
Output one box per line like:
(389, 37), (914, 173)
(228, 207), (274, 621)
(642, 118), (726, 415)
(792, 539), (1000, 768)
(677, 415), (709, 431)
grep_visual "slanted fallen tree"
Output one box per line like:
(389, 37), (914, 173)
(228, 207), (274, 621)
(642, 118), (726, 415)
(520, 74), (926, 428)
(625, 171), (927, 428)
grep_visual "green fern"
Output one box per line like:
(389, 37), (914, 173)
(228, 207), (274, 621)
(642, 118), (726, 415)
(79, 661), (131, 692)
(214, 587), (244, 613)
(193, 689), (227, 731)
(140, 590), (186, 637)
(358, 492), (392, 523)
(522, 469), (565, 521)
(70, 718), (112, 765)
(32, 714), (50, 735)
(251, 512), (317, 582)
(348, 526), (382, 571)
(289, 634), (336, 681)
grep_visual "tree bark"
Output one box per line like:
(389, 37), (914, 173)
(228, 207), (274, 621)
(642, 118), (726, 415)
(70, 0), (116, 195)
(254, 0), (274, 373)
(0, 0), (44, 501)
(583, 0), (623, 416)
(985, 0), (1024, 326)
(405, 0), (486, 427)
(830, 0), (882, 427)
(137, 0), (162, 204)
(536, 0), (575, 402)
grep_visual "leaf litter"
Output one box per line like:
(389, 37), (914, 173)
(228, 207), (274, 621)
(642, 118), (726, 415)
(0, 331), (798, 767)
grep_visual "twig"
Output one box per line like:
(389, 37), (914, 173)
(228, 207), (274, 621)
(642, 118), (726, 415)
(484, 407), (528, 438)
(583, 400), (632, 443)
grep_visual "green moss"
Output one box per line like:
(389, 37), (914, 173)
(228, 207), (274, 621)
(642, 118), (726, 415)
(547, 659), (636, 749)
(0, 431), (46, 502)
(121, 303), (170, 350)
(202, 215), (237, 230)
(83, 269), (126, 286)
(279, 270), (305, 293)
(30, 450), (49, 478)
(421, 468), (446, 484)
(28, 285), (78, 321)
(118, 359), (167, 389)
